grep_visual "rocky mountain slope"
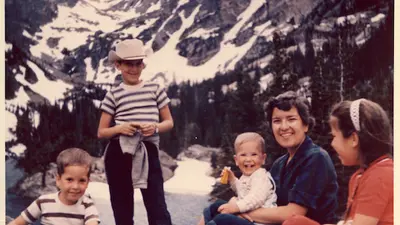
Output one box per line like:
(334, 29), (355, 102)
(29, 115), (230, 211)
(5, 0), (390, 105)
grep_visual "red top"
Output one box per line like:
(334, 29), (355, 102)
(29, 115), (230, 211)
(345, 155), (393, 225)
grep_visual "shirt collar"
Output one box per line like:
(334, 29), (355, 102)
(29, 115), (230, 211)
(368, 154), (391, 167)
(282, 135), (313, 167)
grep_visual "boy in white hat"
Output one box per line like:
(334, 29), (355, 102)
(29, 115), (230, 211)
(97, 39), (174, 225)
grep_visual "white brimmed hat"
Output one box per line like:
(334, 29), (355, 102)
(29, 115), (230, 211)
(108, 39), (147, 63)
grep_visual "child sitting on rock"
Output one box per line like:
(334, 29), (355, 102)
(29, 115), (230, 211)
(8, 148), (100, 225)
(198, 132), (277, 225)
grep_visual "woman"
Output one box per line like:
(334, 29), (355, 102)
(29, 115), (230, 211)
(199, 91), (339, 225)
(284, 98), (393, 225)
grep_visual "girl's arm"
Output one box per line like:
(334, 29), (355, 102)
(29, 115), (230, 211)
(97, 112), (138, 138)
(8, 216), (28, 225)
(349, 213), (379, 225)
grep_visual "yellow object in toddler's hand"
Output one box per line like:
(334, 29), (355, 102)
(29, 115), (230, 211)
(220, 167), (231, 184)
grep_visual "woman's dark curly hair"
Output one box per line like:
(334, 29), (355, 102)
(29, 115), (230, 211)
(263, 91), (315, 131)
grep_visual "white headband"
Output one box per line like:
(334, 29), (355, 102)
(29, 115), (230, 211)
(350, 99), (364, 131)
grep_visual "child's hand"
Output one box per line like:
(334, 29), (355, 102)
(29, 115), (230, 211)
(220, 167), (236, 183)
(118, 122), (138, 136)
(227, 196), (238, 204)
(139, 123), (157, 136)
(218, 202), (240, 214)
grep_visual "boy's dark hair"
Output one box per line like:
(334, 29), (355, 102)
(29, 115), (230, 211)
(330, 99), (392, 168)
(263, 91), (315, 131)
(56, 148), (93, 176)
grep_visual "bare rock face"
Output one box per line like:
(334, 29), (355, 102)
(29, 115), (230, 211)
(177, 36), (222, 66)
(178, 144), (221, 162)
(12, 150), (177, 199)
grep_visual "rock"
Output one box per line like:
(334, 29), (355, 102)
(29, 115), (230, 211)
(159, 150), (178, 171)
(11, 151), (177, 199)
(177, 144), (221, 162)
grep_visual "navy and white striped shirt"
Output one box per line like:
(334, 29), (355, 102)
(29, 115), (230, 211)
(21, 192), (100, 225)
(100, 81), (170, 125)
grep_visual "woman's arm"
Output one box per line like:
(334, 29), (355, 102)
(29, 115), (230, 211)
(97, 112), (138, 138)
(246, 203), (307, 223)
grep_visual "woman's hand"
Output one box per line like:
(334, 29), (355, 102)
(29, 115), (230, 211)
(217, 202), (240, 214)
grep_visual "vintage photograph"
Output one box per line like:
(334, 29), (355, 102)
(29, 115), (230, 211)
(4, 0), (394, 224)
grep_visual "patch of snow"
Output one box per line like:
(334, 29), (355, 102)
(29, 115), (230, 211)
(86, 157), (215, 202)
(256, 54), (273, 68)
(91, 58), (117, 84)
(67, 101), (74, 112)
(164, 157), (215, 195)
(224, 0), (265, 41)
(188, 28), (219, 39)
(124, 18), (159, 38)
(178, 0), (190, 6)
(85, 57), (96, 81)
(9, 144), (27, 157)
(146, 2), (161, 13)
(278, 23), (295, 36)
(6, 87), (31, 107)
(337, 14), (358, 26)
(259, 73), (273, 92)
(22, 30), (34, 39)
(32, 111), (40, 128)
(371, 13), (385, 23)
(14, 61), (73, 104)
(5, 110), (18, 142)
(93, 99), (102, 108)
(143, 0), (271, 83)
(254, 21), (274, 41)
(30, 0), (137, 59)
(347, 15), (357, 24)
(6, 43), (13, 52)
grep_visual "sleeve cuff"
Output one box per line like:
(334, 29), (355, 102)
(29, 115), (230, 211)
(288, 189), (318, 210)
(236, 200), (248, 213)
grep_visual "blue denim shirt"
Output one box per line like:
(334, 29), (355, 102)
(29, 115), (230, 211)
(270, 136), (339, 224)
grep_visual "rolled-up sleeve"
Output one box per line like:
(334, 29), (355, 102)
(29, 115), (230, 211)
(100, 91), (116, 115)
(288, 151), (334, 209)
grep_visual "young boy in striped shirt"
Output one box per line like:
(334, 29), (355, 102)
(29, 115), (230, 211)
(199, 132), (277, 225)
(8, 148), (100, 225)
(97, 38), (174, 225)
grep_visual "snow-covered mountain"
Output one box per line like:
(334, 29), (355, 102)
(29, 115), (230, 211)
(4, 0), (391, 153)
(6, 0), (389, 93)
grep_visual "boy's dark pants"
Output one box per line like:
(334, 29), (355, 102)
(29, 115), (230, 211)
(105, 139), (172, 225)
